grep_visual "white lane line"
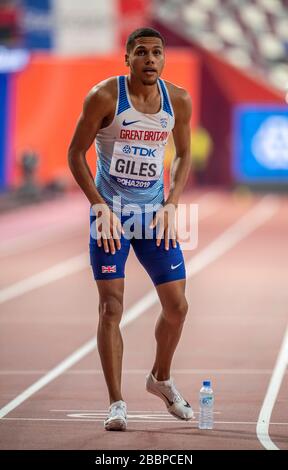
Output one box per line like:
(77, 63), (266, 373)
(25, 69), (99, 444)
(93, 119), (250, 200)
(0, 368), (287, 375)
(0, 196), (278, 419)
(1, 417), (195, 424)
(1, 417), (288, 426)
(0, 254), (88, 305)
(256, 324), (288, 450)
(0, 338), (96, 419)
(50, 409), (221, 414)
(186, 195), (278, 278)
(0, 193), (218, 304)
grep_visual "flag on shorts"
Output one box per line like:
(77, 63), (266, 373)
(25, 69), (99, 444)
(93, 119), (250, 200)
(101, 265), (117, 273)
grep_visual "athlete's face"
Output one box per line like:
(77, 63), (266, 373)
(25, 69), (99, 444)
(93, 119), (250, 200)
(125, 37), (165, 85)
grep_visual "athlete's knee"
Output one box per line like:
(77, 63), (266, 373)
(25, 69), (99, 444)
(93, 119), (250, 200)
(163, 298), (188, 325)
(99, 294), (123, 324)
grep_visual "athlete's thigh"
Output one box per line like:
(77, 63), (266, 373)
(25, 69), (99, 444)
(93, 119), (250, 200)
(89, 213), (130, 281)
(132, 237), (186, 286)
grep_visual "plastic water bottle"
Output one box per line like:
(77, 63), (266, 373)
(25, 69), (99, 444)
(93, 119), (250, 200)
(198, 380), (214, 429)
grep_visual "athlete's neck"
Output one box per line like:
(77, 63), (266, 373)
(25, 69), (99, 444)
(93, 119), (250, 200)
(127, 74), (159, 101)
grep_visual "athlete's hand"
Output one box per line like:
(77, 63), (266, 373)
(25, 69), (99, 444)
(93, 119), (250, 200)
(92, 204), (124, 254)
(149, 203), (178, 250)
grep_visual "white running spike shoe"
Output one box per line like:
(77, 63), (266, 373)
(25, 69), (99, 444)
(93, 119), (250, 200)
(104, 400), (127, 431)
(146, 372), (194, 421)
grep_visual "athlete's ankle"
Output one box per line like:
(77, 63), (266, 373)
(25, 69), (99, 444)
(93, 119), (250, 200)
(109, 396), (124, 405)
(151, 370), (170, 382)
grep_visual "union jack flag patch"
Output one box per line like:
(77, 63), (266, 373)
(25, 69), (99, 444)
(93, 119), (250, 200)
(101, 265), (117, 273)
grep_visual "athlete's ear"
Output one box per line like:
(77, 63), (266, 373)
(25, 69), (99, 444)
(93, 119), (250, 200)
(125, 53), (129, 67)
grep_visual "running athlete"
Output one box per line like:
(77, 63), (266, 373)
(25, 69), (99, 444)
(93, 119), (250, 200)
(68, 28), (193, 431)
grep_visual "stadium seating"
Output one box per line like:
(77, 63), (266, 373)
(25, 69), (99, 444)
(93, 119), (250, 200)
(154, 0), (288, 91)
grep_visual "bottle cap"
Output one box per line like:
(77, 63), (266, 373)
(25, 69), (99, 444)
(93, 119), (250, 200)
(203, 380), (211, 387)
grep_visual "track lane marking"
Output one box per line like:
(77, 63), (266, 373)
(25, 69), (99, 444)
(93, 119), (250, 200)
(256, 324), (288, 450)
(2, 417), (288, 427)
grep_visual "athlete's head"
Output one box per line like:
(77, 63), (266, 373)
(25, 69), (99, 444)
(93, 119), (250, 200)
(125, 28), (165, 85)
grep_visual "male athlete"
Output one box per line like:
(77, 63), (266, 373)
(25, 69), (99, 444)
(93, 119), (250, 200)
(68, 28), (193, 431)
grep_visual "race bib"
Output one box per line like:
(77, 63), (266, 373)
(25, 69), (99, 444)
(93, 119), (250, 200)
(109, 142), (164, 189)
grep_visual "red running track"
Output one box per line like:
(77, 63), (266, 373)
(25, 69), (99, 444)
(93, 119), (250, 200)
(0, 189), (287, 450)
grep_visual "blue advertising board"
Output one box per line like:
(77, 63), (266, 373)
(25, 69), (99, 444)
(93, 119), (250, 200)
(233, 105), (288, 182)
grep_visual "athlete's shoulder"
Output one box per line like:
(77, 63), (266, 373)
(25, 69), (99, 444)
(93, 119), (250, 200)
(83, 76), (118, 118)
(86, 77), (118, 105)
(163, 80), (192, 119)
(164, 80), (191, 105)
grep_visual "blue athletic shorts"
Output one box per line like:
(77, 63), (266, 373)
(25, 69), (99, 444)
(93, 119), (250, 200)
(89, 211), (186, 286)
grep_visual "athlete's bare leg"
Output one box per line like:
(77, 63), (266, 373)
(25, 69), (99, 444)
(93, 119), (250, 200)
(152, 279), (188, 381)
(96, 278), (125, 404)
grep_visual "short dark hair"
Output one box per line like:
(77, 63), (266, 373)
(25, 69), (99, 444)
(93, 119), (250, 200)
(126, 28), (165, 53)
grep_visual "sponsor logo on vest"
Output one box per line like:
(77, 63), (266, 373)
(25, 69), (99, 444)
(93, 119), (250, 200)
(122, 145), (156, 158)
(122, 119), (140, 126)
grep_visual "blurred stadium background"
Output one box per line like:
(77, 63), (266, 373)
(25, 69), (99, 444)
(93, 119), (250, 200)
(0, 0), (287, 206)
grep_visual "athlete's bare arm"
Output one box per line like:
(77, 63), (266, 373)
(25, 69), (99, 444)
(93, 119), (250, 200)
(68, 79), (123, 254)
(68, 79), (116, 205)
(168, 85), (192, 205)
(150, 85), (192, 250)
